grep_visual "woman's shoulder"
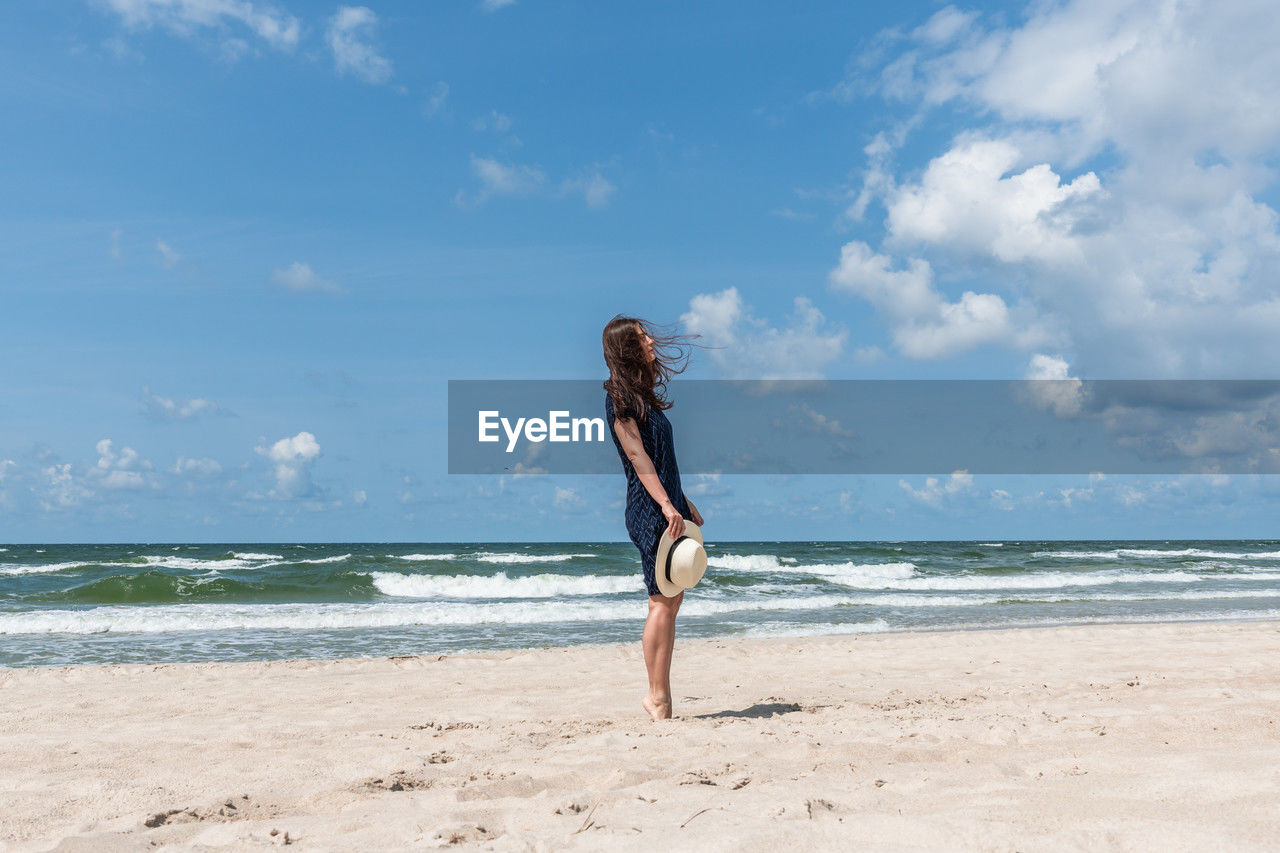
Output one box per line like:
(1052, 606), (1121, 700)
(604, 392), (640, 421)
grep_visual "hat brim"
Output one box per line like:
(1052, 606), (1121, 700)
(653, 520), (705, 598)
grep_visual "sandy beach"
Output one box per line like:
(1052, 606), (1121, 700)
(2, 619), (1278, 850)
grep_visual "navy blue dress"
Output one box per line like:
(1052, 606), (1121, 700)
(605, 393), (692, 597)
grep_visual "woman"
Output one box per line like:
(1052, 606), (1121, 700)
(602, 315), (705, 722)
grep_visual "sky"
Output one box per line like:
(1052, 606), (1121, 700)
(4, 0), (1280, 543)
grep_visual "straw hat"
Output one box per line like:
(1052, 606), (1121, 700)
(654, 520), (707, 598)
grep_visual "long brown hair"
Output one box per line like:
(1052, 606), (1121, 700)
(602, 315), (698, 422)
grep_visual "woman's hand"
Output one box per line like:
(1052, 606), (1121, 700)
(661, 502), (686, 540)
(688, 499), (704, 527)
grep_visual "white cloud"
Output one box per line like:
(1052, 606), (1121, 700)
(141, 386), (219, 421)
(560, 171), (616, 209)
(471, 109), (513, 133)
(844, 0), (1280, 377)
(101, 0), (300, 49)
(1055, 485), (1094, 508)
(423, 81), (450, 119)
(681, 287), (847, 379)
(1026, 353), (1072, 380)
(218, 36), (249, 62)
(254, 431), (321, 499)
(686, 473), (730, 497)
(1117, 484), (1147, 506)
(553, 486), (584, 511)
(90, 438), (155, 490)
(898, 470), (975, 505)
(1022, 353), (1086, 417)
(793, 402), (855, 438)
(1168, 402), (1280, 461)
(155, 239), (181, 267)
(885, 138), (1103, 267)
(829, 240), (1046, 359)
(172, 456), (222, 476)
(910, 6), (977, 46)
(272, 261), (342, 293)
(772, 207), (816, 221)
(454, 155), (547, 208)
(482, 0), (517, 11)
(327, 6), (392, 85)
(352, 489), (367, 505)
(456, 156), (617, 210)
(102, 34), (146, 62)
(41, 463), (93, 510)
(853, 345), (885, 365)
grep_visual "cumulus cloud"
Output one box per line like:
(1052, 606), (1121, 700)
(829, 240), (1046, 359)
(327, 6), (392, 84)
(839, 0), (1280, 377)
(899, 470), (974, 505)
(885, 138), (1104, 267)
(99, 0), (301, 51)
(254, 431), (321, 499)
(271, 262), (342, 293)
(89, 438), (155, 490)
(1022, 353), (1087, 417)
(681, 287), (847, 379)
(40, 463), (93, 510)
(552, 486), (584, 511)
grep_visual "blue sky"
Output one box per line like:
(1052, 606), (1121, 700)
(4, 0), (1280, 542)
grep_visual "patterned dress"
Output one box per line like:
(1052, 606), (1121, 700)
(605, 392), (692, 597)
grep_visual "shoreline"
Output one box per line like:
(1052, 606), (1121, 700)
(5, 610), (1280, 673)
(3, 618), (1278, 849)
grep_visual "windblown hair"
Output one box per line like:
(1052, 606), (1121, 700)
(601, 315), (698, 423)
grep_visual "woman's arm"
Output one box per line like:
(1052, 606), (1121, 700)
(613, 415), (685, 540)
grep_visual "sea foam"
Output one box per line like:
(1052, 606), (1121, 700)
(370, 571), (641, 599)
(473, 552), (596, 564)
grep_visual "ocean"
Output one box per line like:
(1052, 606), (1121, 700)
(2, 540), (1279, 668)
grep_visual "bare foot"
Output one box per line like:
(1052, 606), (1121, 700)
(642, 693), (672, 722)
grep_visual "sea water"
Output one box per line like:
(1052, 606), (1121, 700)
(2, 540), (1279, 667)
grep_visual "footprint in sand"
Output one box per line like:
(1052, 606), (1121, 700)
(144, 794), (256, 828)
(361, 772), (434, 792)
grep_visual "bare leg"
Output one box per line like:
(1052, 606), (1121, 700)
(642, 591), (683, 721)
